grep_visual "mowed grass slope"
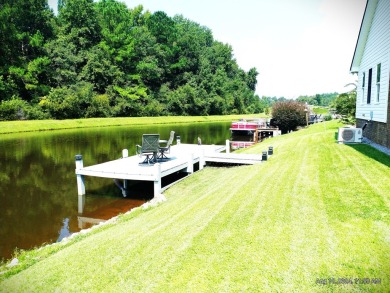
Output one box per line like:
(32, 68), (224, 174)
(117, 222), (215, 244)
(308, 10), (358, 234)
(1, 121), (389, 292)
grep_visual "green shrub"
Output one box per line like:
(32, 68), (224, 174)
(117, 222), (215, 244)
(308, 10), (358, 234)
(271, 101), (307, 133)
(324, 114), (332, 121)
(85, 94), (111, 118)
(0, 97), (29, 121)
(25, 104), (50, 120)
(111, 97), (143, 117)
(43, 82), (95, 119)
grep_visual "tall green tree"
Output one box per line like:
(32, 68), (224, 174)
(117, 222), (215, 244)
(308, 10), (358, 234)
(58, 0), (101, 50)
(95, 0), (135, 67)
(0, 0), (54, 101)
(47, 0), (104, 88)
(0, 0), (261, 120)
(0, 0), (53, 69)
(332, 86), (356, 118)
(246, 67), (258, 91)
(170, 16), (213, 87)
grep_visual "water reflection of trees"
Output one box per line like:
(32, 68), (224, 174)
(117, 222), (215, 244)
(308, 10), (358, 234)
(0, 148), (76, 259)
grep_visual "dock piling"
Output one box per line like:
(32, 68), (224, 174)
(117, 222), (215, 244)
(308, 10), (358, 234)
(187, 153), (194, 174)
(75, 155), (86, 196)
(154, 163), (161, 197)
(226, 140), (230, 154)
(123, 180), (128, 197)
(199, 149), (205, 170)
(78, 193), (85, 214)
(75, 154), (86, 213)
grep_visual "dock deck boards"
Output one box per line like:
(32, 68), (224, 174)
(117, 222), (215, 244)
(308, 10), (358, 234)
(77, 144), (225, 181)
(75, 143), (263, 197)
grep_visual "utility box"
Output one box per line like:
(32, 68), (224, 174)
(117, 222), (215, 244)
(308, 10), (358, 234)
(338, 127), (362, 143)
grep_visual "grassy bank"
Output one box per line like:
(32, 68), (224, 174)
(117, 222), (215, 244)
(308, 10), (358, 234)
(0, 114), (266, 134)
(1, 121), (389, 292)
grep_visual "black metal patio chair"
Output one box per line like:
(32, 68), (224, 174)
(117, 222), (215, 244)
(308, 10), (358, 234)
(136, 134), (160, 164)
(158, 130), (175, 160)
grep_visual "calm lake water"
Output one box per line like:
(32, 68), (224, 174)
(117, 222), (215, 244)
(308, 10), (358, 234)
(0, 121), (231, 261)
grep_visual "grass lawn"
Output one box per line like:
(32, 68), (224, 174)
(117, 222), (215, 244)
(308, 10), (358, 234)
(0, 114), (266, 134)
(1, 121), (389, 292)
(312, 107), (329, 115)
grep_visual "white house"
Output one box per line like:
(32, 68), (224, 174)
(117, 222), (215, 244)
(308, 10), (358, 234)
(350, 0), (390, 149)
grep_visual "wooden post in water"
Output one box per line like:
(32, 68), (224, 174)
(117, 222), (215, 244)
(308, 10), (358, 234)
(254, 129), (259, 143)
(154, 163), (161, 197)
(226, 140), (230, 154)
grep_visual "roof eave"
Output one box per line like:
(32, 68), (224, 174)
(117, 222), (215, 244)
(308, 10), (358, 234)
(349, 0), (379, 73)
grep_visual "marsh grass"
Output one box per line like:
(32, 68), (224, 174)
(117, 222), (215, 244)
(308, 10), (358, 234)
(1, 121), (389, 292)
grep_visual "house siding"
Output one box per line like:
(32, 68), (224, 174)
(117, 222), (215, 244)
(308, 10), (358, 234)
(355, 0), (390, 124)
(357, 76), (390, 148)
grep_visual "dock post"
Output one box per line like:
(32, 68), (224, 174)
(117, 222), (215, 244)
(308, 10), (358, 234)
(262, 151), (268, 161)
(123, 180), (128, 197)
(75, 155), (85, 196)
(75, 155), (85, 213)
(187, 153), (194, 174)
(226, 140), (230, 154)
(121, 150), (128, 196)
(154, 163), (161, 197)
(199, 149), (205, 170)
(78, 194), (85, 214)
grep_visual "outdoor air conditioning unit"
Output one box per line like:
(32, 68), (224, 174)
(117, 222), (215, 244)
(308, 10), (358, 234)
(338, 127), (363, 143)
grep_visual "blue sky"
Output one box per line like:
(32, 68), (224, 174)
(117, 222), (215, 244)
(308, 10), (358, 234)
(48, 0), (366, 98)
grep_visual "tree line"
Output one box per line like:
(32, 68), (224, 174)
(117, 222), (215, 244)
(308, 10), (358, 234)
(296, 92), (338, 107)
(0, 0), (261, 120)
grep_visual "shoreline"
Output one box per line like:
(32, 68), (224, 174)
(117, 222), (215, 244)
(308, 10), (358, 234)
(0, 114), (266, 135)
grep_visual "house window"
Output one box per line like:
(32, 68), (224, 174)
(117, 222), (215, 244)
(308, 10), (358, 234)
(367, 68), (372, 104)
(362, 72), (365, 103)
(376, 63), (381, 103)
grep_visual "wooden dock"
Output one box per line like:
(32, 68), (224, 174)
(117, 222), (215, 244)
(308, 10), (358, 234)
(254, 127), (281, 143)
(75, 142), (263, 200)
